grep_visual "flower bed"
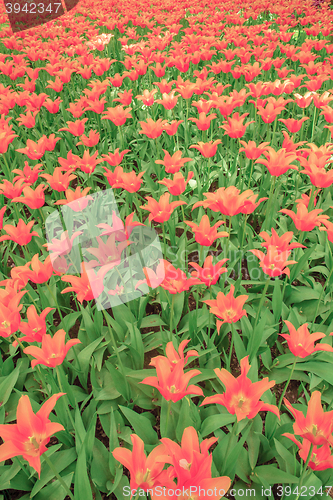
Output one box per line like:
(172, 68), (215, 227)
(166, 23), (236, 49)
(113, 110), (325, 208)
(1, 0), (333, 498)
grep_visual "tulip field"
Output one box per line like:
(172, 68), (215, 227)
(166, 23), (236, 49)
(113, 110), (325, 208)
(2, 0), (333, 497)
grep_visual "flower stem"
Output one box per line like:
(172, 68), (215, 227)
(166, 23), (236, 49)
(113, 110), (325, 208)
(253, 277), (271, 331)
(295, 443), (314, 500)
(278, 357), (297, 410)
(164, 399), (172, 437)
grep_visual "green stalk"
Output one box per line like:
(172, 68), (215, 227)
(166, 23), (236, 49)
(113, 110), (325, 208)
(164, 399), (172, 437)
(277, 357), (297, 410)
(253, 277), (271, 330)
(295, 443), (314, 500)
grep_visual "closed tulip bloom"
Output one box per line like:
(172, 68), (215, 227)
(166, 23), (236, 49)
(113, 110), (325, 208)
(280, 320), (333, 359)
(24, 329), (81, 368)
(185, 215), (228, 246)
(249, 245), (297, 277)
(201, 356), (280, 421)
(280, 203), (329, 232)
(158, 171), (194, 196)
(255, 147), (298, 176)
(189, 139), (221, 158)
(283, 391), (333, 446)
(140, 192), (186, 223)
(0, 393), (65, 477)
(203, 284), (248, 334)
(190, 255), (228, 287)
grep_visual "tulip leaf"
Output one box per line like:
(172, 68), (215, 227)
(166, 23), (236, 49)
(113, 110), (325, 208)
(252, 465), (299, 484)
(119, 405), (159, 444)
(31, 448), (76, 497)
(74, 447), (93, 500)
(0, 365), (20, 407)
(200, 413), (236, 437)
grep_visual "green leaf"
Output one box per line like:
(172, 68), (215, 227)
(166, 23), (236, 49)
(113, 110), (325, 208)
(31, 449), (76, 497)
(91, 439), (113, 492)
(253, 465), (299, 484)
(0, 365), (20, 406)
(33, 473), (74, 500)
(200, 413), (236, 437)
(274, 438), (299, 476)
(74, 447), (93, 500)
(77, 336), (104, 387)
(119, 405), (159, 445)
(247, 415), (262, 470)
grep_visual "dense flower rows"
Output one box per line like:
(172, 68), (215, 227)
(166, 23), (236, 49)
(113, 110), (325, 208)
(1, 0), (333, 498)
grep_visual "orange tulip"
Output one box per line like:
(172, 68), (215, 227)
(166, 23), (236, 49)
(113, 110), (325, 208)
(203, 284), (248, 334)
(193, 186), (266, 216)
(24, 329), (81, 368)
(201, 356), (280, 421)
(249, 245), (297, 278)
(284, 391), (333, 446)
(255, 147), (298, 176)
(158, 171), (194, 196)
(189, 139), (221, 158)
(112, 434), (172, 492)
(12, 184), (46, 209)
(279, 203), (329, 232)
(0, 393), (65, 477)
(155, 149), (192, 174)
(280, 320), (333, 358)
(184, 215), (228, 246)
(220, 112), (254, 138)
(0, 219), (39, 245)
(140, 192), (186, 223)
(190, 255), (228, 287)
